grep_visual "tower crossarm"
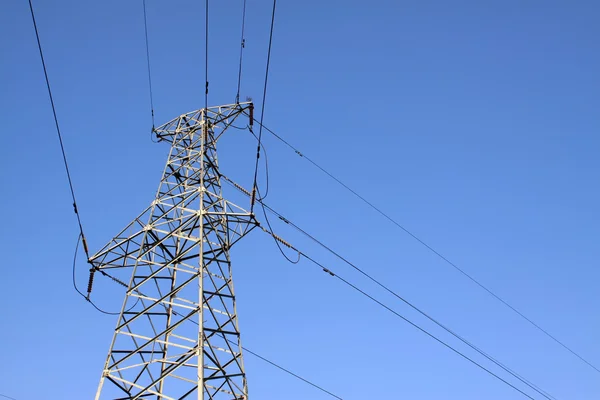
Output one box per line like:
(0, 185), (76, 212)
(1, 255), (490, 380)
(154, 102), (254, 144)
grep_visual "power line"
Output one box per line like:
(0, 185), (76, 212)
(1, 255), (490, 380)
(28, 0), (91, 260)
(142, 0), (156, 131)
(246, 116), (600, 375)
(188, 317), (344, 399)
(0, 394), (18, 400)
(221, 177), (558, 400)
(257, 202), (558, 400)
(72, 233), (140, 316)
(257, 187), (300, 264)
(255, 223), (543, 400)
(249, 127), (270, 199)
(250, 0), (277, 212)
(237, 341), (344, 399)
(235, 0), (248, 104)
(297, 251), (539, 400)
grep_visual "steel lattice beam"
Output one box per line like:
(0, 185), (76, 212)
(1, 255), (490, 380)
(91, 103), (255, 400)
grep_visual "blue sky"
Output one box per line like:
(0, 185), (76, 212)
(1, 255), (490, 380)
(1, 1), (599, 399)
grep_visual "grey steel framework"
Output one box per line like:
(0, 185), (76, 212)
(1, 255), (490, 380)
(90, 103), (256, 400)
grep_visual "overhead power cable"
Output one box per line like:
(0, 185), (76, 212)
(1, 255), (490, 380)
(255, 222), (541, 399)
(28, 0), (116, 304)
(142, 0), (156, 133)
(233, 340), (344, 399)
(222, 177), (558, 400)
(296, 250), (539, 400)
(28, 0), (91, 260)
(253, 218), (548, 399)
(72, 234), (140, 315)
(260, 202), (557, 400)
(235, 0), (248, 104)
(257, 187), (299, 264)
(246, 116), (600, 375)
(250, 0), (277, 212)
(185, 316), (344, 399)
(0, 393), (18, 400)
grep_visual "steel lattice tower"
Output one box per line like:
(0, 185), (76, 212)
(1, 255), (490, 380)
(89, 103), (256, 400)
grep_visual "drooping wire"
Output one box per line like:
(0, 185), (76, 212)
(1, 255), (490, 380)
(254, 215), (542, 399)
(254, 213), (546, 399)
(248, 128), (270, 204)
(226, 338), (344, 399)
(73, 234), (140, 315)
(142, 0), (156, 133)
(255, 203), (557, 400)
(0, 393), (18, 400)
(250, 0), (277, 212)
(257, 188), (299, 264)
(235, 0), (248, 104)
(295, 250), (539, 400)
(221, 174), (558, 400)
(178, 308), (344, 398)
(72, 235), (117, 315)
(28, 0), (92, 261)
(247, 117), (600, 376)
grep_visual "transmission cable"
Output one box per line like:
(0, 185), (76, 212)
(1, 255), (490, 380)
(0, 394), (17, 400)
(257, 188), (299, 264)
(250, 0), (277, 212)
(231, 339), (344, 399)
(296, 250), (539, 400)
(255, 220), (547, 399)
(221, 177), (557, 400)
(260, 203), (557, 400)
(235, 0), (248, 104)
(28, 0), (92, 261)
(246, 117), (600, 375)
(72, 234), (140, 315)
(180, 318), (344, 399)
(142, 0), (157, 136)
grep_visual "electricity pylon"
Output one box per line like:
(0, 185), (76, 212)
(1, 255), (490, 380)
(89, 102), (256, 400)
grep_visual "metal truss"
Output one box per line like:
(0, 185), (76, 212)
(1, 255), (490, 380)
(90, 102), (256, 400)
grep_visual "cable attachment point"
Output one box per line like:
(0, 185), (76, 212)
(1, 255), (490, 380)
(73, 202), (78, 214)
(295, 150), (303, 157)
(249, 103), (254, 126)
(272, 233), (293, 249)
(81, 233), (90, 259)
(322, 268), (335, 277)
(278, 215), (289, 224)
(205, 81), (209, 95)
(250, 185), (257, 207)
(235, 181), (252, 197)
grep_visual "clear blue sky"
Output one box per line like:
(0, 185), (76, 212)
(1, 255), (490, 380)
(1, 1), (599, 399)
